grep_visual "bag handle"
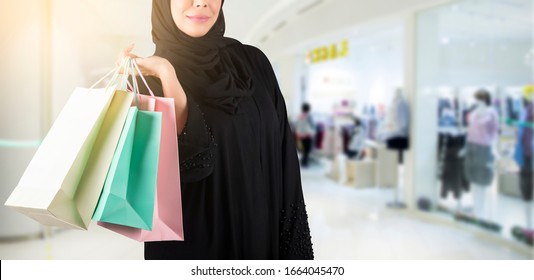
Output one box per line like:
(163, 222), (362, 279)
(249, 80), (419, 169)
(131, 59), (155, 97)
(89, 57), (129, 90)
(124, 58), (157, 109)
(128, 58), (141, 108)
(120, 57), (133, 91)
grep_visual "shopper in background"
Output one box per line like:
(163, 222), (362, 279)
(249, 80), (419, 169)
(346, 116), (366, 160)
(294, 102), (316, 167)
(117, 0), (313, 260)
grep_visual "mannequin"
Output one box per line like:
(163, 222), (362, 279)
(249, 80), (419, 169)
(383, 88), (410, 208)
(463, 89), (499, 221)
(384, 88), (410, 163)
(514, 85), (534, 229)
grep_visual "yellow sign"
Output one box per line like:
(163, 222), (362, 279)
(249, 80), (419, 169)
(307, 40), (349, 64)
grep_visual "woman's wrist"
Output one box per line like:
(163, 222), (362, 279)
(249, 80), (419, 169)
(157, 59), (176, 79)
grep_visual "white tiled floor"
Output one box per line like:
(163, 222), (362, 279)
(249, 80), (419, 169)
(0, 161), (532, 260)
(301, 164), (531, 260)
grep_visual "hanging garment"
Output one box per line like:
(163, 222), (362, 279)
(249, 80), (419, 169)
(514, 101), (534, 168)
(519, 155), (533, 202)
(438, 133), (469, 199)
(383, 95), (410, 140)
(466, 106), (499, 147)
(319, 125), (337, 158)
(386, 137), (409, 150)
(341, 125), (353, 154)
(314, 123), (325, 149)
(514, 100), (533, 202)
(464, 142), (495, 186)
(506, 97), (520, 121)
(346, 125), (366, 160)
(347, 126), (366, 154)
(382, 94), (410, 161)
(366, 117), (378, 140)
(438, 97), (452, 119)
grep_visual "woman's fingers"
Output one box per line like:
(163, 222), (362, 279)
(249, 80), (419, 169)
(116, 44), (137, 66)
(124, 43), (135, 54)
(116, 55), (168, 78)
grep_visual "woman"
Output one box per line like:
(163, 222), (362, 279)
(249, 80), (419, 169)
(119, 0), (314, 259)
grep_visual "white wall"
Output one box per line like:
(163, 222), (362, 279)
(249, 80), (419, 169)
(0, 0), (47, 237)
(271, 21), (405, 117)
(50, 0), (153, 121)
(0, 0), (155, 238)
(271, 53), (302, 120)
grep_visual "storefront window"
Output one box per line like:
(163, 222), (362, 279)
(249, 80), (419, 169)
(415, 0), (533, 246)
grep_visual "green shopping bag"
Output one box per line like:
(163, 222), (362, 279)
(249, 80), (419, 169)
(92, 103), (162, 230)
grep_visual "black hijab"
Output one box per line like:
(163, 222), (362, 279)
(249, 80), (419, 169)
(151, 0), (254, 114)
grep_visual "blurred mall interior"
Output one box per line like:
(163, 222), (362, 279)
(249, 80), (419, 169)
(0, 0), (533, 259)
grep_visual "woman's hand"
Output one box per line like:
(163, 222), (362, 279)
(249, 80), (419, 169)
(117, 44), (188, 134)
(116, 43), (137, 65)
(116, 44), (175, 79)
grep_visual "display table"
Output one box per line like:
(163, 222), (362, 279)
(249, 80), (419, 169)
(346, 160), (376, 188)
(365, 140), (399, 188)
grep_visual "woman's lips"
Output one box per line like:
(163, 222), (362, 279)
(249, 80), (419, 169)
(187, 15), (210, 23)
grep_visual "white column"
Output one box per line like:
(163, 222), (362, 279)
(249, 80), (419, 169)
(402, 12), (417, 210)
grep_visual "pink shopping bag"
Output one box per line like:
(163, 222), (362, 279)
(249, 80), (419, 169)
(98, 62), (183, 241)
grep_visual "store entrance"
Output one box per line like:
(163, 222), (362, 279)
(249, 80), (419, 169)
(415, 0), (533, 247)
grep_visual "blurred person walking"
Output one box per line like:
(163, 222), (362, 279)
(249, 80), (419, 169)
(294, 102), (316, 167)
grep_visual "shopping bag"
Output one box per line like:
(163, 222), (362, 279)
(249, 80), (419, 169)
(4, 85), (134, 230)
(98, 95), (183, 241)
(98, 60), (183, 240)
(92, 94), (162, 230)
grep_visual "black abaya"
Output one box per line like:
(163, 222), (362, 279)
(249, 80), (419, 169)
(142, 0), (313, 259)
(143, 45), (314, 260)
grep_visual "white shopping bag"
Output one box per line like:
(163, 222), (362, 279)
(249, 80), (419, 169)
(5, 85), (134, 230)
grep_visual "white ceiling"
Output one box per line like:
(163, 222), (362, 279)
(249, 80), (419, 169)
(75, 0), (532, 57)
(226, 0), (435, 46)
(73, 0), (444, 56)
(225, 0), (532, 57)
